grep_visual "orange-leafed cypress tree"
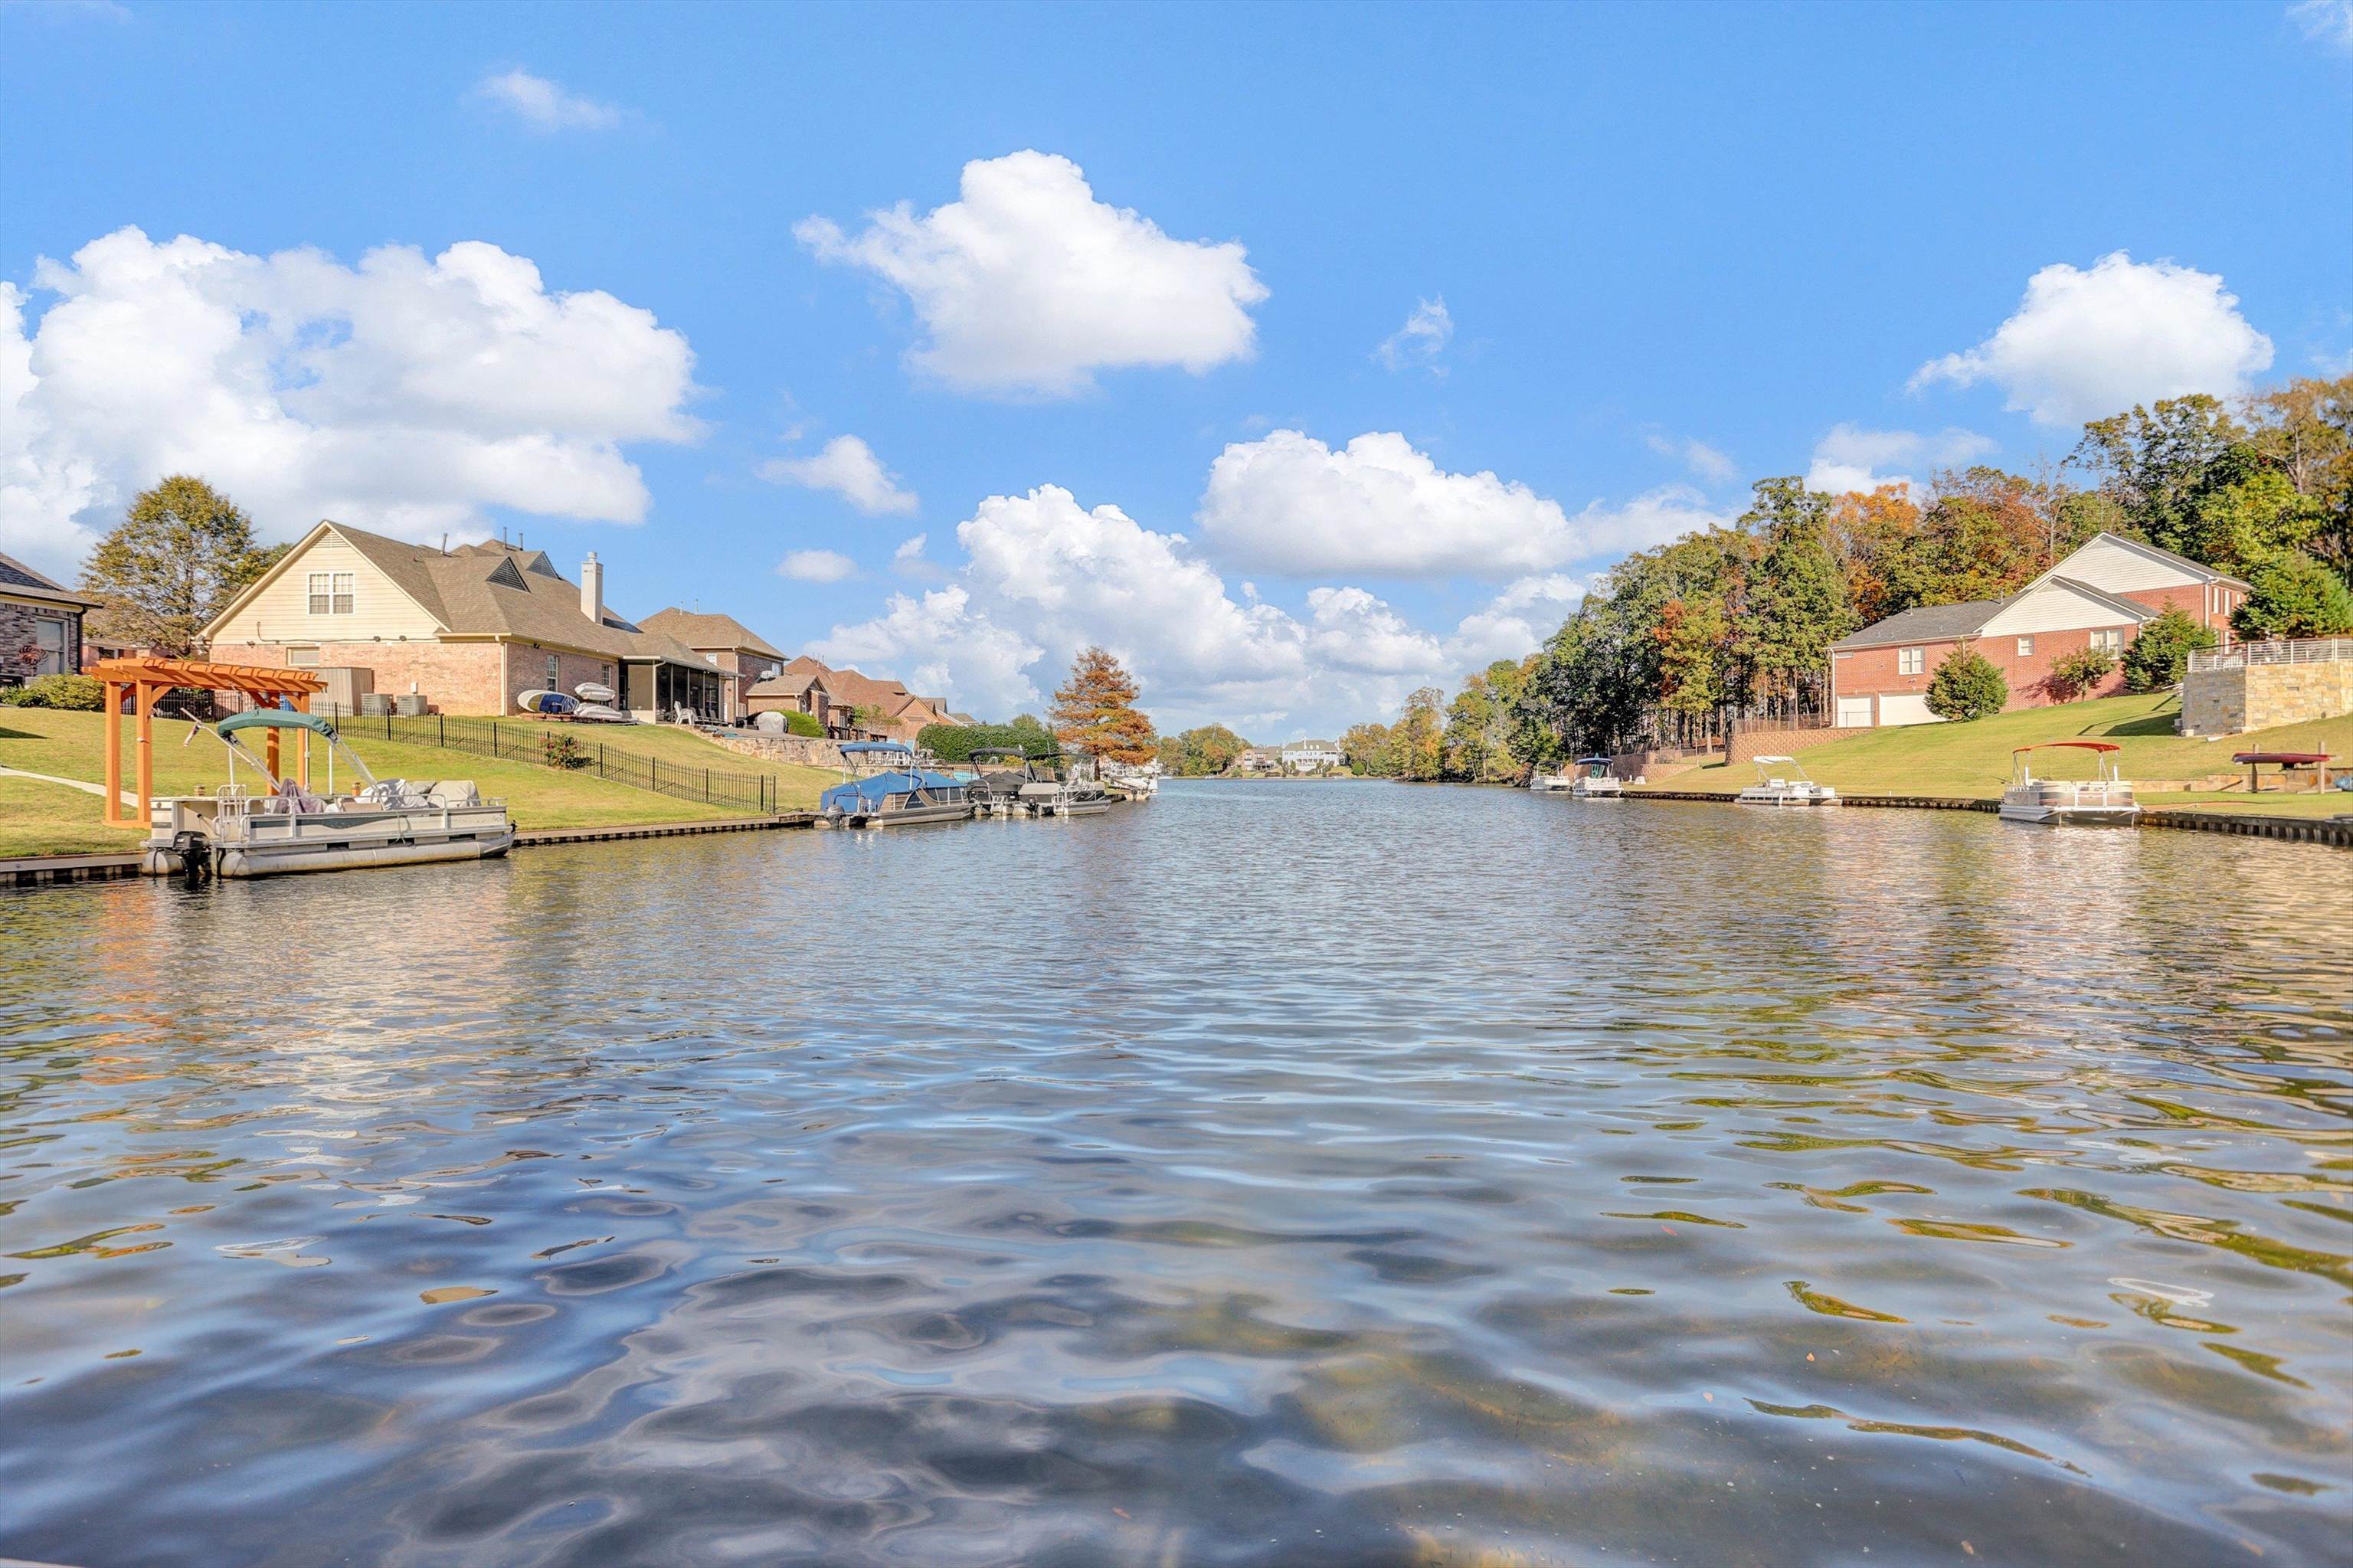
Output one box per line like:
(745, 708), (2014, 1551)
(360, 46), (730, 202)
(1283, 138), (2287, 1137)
(1049, 645), (1158, 764)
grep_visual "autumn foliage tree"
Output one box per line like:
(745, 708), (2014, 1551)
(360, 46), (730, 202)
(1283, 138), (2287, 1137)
(1049, 646), (1158, 764)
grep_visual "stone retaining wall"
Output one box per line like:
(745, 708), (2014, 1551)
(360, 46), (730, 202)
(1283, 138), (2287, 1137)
(1727, 725), (1846, 764)
(2181, 658), (2353, 736)
(703, 732), (844, 769)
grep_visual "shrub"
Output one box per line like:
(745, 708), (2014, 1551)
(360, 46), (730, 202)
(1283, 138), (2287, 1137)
(2045, 647), (2116, 702)
(784, 710), (823, 738)
(1924, 647), (2008, 721)
(2120, 607), (2217, 692)
(918, 721), (1052, 761)
(4, 673), (105, 710)
(541, 732), (591, 770)
(2232, 552), (2353, 641)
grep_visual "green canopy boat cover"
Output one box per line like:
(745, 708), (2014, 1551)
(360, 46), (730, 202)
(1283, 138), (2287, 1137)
(218, 709), (337, 738)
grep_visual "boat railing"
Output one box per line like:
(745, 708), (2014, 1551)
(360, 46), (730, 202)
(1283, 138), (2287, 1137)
(2188, 636), (2353, 673)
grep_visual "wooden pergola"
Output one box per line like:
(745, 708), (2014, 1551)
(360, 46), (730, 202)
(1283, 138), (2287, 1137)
(90, 657), (327, 830)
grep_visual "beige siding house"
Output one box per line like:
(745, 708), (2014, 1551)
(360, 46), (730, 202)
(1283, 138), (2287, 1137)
(204, 522), (731, 719)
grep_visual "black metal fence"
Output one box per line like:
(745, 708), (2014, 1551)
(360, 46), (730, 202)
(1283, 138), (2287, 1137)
(330, 712), (783, 815)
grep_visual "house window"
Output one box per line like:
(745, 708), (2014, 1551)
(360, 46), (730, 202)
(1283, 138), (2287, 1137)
(286, 646), (321, 667)
(307, 571), (355, 614)
(2016, 637), (2034, 656)
(546, 653), (560, 688)
(33, 617), (66, 676)
(2090, 628), (2124, 653)
(1898, 647), (1925, 676)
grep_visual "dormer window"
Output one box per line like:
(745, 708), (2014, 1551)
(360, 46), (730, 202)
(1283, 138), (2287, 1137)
(307, 571), (354, 614)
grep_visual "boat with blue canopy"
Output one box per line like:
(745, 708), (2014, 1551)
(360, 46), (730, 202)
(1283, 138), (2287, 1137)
(819, 741), (975, 827)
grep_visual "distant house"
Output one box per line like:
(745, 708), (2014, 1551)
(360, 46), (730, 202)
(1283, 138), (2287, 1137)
(743, 654), (956, 742)
(1281, 738), (1341, 772)
(0, 551), (100, 686)
(1235, 747), (1284, 773)
(201, 522), (731, 719)
(1828, 532), (2250, 727)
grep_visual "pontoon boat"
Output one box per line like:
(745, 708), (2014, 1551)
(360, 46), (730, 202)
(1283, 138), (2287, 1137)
(818, 741), (975, 827)
(1016, 752), (1111, 817)
(1735, 754), (1838, 807)
(1998, 741), (2140, 826)
(142, 710), (515, 879)
(967, 747), (1038, 816)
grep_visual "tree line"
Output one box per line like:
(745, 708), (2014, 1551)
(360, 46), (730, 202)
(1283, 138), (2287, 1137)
(1347, 377), (2353, 781)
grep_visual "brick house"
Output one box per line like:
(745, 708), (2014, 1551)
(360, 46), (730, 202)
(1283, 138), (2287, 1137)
(0, 551), (100, 687)
(1828, 532), (2250, 727)
(201, 521), (732, 719)
(743, 654), (955, 742)
(640, 608), (789, 724)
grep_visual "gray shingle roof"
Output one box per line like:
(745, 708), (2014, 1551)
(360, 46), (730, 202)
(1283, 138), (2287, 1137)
(0, 549), (100, 607)
(1830, 598), (2001, 650)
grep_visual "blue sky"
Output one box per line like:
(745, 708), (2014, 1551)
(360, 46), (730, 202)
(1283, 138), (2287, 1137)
(5, 0), (2350, 735)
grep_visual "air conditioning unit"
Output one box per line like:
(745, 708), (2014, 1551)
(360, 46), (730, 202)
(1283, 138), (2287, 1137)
(360, 693), (394, 717)
(394, 693), (429, 717)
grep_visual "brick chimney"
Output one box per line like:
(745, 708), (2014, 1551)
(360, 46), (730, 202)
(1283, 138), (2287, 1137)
(581, 552), (604, 625)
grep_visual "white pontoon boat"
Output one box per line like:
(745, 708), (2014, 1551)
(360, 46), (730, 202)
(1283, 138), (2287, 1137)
(142, 710), (515, 879)
(1735, 754), (1838, 807)
(1998, 741), (2140, 826)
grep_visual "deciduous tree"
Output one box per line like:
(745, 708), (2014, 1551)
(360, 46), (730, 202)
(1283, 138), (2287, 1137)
(1049, 646), (1158, 764)
(1923, 646), (2008, 721)
(2119, 607), (2217, 692)
(80, 476), (285, 656)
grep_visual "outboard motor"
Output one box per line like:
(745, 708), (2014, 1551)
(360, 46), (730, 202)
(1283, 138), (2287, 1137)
(169, 829), (212, 885)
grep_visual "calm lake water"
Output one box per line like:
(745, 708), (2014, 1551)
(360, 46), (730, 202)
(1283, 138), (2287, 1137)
(2, 781), (2350, 1566)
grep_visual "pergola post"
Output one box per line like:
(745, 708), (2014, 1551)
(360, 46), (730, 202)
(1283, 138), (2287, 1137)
(102, 673), (130, 828)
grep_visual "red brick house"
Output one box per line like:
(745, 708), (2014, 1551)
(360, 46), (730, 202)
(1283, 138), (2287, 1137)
(639, 608), (789, 724)
(1828, 532), (2249, 727)
(743, 654), (956, 742)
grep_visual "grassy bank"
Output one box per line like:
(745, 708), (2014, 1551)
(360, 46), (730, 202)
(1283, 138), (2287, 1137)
(1645, 693), (2353, 813)
(442, 714), (835, 810)
(0, 709), (756, 857)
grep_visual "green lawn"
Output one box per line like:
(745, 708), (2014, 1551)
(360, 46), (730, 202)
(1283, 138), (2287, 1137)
(0, 709), (747, 857)
(0, 774), (140, 857)
(471, 715), (836, 810)
(1646, 692), (2353, 802)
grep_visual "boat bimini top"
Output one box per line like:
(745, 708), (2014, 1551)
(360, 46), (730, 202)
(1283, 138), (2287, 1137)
(820, 769), (967, 813)
(206, 708), (381, 797)
(840, 741), (915, 758)
(2011, 740), (2122, 779)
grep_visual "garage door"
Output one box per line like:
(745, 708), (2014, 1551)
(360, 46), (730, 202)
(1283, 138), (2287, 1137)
(1835, 696), (1874, 728)
(1877, 693), (1943, 727)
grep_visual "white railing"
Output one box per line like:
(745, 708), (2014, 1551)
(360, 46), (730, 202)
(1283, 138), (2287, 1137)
(2188, 637), (2353, 673)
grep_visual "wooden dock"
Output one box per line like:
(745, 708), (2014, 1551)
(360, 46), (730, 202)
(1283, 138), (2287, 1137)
(0, 853), (145, 889)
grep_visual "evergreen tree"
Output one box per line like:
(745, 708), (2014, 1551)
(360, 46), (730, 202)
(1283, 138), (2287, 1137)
(1923, 646), (2008, 721)
(2119, 607), (2218, 692)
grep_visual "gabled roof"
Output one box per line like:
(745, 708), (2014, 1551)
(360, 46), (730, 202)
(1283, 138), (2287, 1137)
(201, 521), (713, 668)
(641, 607), (786, 660)
(0, 550), (100, 608)
(2037, 574), (2157, 624)
(2037, 530), (2253, 594)
(1831, 597), (2003, 650)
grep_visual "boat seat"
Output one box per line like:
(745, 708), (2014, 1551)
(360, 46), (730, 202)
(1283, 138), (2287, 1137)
(425, 780), (480, 807)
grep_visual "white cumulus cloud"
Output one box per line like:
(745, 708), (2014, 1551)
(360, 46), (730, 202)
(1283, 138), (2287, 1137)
(1376, 297), (1453, 373)
(778, 548), (857, 583)
(1197, 429), (1727, 578)
(473, 69), (624, 131)
(758, 434), (918, 516)
(813, 483), (1588, 734)
(1805, 424), (1997, 498)
(795, 150), (1267, 397)
(1911, 252), (2273, 427)
(0, 226), (699, 578)
(2292, 0), (2353, 49)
